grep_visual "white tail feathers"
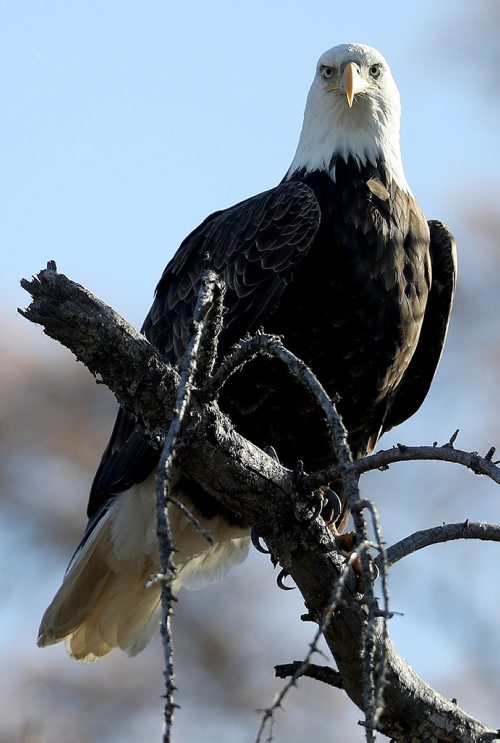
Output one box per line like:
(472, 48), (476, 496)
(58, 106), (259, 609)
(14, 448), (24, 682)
(38, 477), (250, 662)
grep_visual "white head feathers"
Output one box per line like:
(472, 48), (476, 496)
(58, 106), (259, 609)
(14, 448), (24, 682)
(287, 43), (410, 192)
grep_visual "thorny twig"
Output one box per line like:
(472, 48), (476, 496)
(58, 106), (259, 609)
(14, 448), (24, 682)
(207, 332), (351, 464)
(274, 661), (342, 688)
(208, 322), (393, 735)
(306, 442), (500, 491)
(155, 269), (224, 743)
(350, 498), (386, 743)
(376, 521), (500, 570)
(155, 424), (178, 743)
(167, 494), (214, 546)
(233, 332), (390, 743)
(256, 552), (360, 743)
(191, 265), (226, 386)
(357, 499), (391, 731)
(295, 361), (388, 743)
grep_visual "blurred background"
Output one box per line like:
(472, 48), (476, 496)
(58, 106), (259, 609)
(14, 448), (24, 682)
(2, 1), (500, 740)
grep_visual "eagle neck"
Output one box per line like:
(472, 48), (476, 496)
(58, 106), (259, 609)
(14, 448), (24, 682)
(285, 156), (398, 194)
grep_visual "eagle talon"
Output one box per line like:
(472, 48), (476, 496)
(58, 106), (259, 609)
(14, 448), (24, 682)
(277, 568), (295, 590)
(263, 445), (280, 462)
(251, 526), (270, 554)
(369, 561), (380, 582)
(311, 484), (342, 526)
(308, 498), (324, 523)
(321, 486), (342, 525)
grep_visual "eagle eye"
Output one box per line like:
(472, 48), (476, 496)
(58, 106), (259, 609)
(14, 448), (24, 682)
(320, 65), (335, 81)
(369, 64), (381, 79)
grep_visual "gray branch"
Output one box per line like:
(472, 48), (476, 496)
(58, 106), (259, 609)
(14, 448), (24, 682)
(274, 661), (343, 689)
(377, 521), (500, 569)
(306, 443), (500, 491)
(154, 269), (226, 740)
(20, 265), (500, 742)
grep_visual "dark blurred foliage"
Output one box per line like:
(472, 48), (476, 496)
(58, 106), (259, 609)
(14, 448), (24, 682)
(3, 3), (500, 741)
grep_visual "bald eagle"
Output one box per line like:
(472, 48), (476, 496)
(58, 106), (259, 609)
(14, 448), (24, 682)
(38, 43), (456, 661)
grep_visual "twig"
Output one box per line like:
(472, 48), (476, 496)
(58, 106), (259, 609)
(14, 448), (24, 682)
(191, 268), (226, 386)
(214, 335), (390, 742)
(167, 494), (214, 546)
(306, 443), (500, 491)
(274, 661), (342, 688)
(357, 500), (390, 731)
(376, 521), (500, 570)
(307, 389), (387, 743)
(350, 500), (383, 743)
(208, 332), (351, 463)
(242, 330), (387, 742)
(156, 437), (178, 743)
(256, 552), (359, 742)
(155, 269), (222, 742)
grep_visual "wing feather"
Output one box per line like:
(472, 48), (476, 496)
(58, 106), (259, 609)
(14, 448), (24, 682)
(383, 220), (457, 431)
(86, 181), (321, 523)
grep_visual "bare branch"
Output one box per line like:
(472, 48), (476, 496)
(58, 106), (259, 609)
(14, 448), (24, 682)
(274, 661), (343, 689)
(167, 495), (214, 545)
(20, 265), (500, 742)
(19, 264), (180, 444)
(256, 552), (360, 742)
(207, 331), (352, 467)
(220, 333), (388, 741)
(19, 265), (291, 524)
(377, 521), (500, 570)
(189, 269), (226, 387)
(306, 443), (500, 491)
(356, 499), (391, 732)
(155, 270), (225, 740)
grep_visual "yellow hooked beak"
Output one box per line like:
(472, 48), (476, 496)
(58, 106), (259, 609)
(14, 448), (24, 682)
(342, 62), (365, 108)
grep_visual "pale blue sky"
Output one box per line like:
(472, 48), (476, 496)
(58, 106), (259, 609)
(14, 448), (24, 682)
(3, 0), (495, 327)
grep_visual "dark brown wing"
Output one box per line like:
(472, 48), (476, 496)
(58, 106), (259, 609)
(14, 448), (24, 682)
(85, 181), (321, 523)
(383, 220), (457, 432)
(144, 181), (321, 361)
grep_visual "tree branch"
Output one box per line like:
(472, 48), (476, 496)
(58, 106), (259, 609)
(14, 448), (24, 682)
(274, 661), (343, 689)
(154, 268), (227, 741)
(20, 265), (500, 742)
(306, 443), (500, 491)
(377, 520), (500, 569)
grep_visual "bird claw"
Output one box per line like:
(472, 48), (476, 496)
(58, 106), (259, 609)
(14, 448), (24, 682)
(308, 498), (323, 523)
(251, 525), (270, 554)
(263, 445), (280, 462)
(277, 567), (295, 591)
(311, 484), (342, 526)
(321, 486), (342, 525)
(369, 560), (380, 582)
